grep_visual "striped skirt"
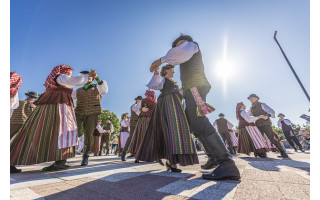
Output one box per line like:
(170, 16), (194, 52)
(91, 136), (101, 154)
(237, 126), (269, 155)
(135, 93), (199, 166)
(10, 104), (76, 166)
(225, 131), (238, 148)
(128, 116), (151, 154)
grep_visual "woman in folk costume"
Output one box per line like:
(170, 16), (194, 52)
(127, 90), (157, 163)
(236, 102), (270, 158)
(118, 113), (130, 156)
(10, 72), (23, 117)
(10, 65), (93, 172)
(135, 65), (199, 172)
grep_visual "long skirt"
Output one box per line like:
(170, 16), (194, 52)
(91, 136), (101, 154)
(135, 93), (199, 166)
(119, 132), (129, 149)
(10, 104), (76, 166)
(128, 116), (151, 154)
(237, 126), (269, 155)
(225, 131), (238, 148)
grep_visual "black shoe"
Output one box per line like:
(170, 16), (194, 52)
(201, 156), (219, 170)
(94, 153), (98, 156)
(278, 152), (289, 158)
(254, 153), (267, 158)
(202, 160), (240, 180)
(165, 161), (182, 173)
(98, 151), (102, 156)
(135, 159), (139, 163)
(127, 154), (135, 158)
(293, 147), (298, 152)
(10, 166), (21, 173)
(42, 160), (71, 171)
(121, 151), (126, 161)
(81, 146), (90, 166)
(156, 159), (164, 166)
(299, 147), (305, 152)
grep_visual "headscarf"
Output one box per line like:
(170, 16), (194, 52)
(10, 72), (23, 98)
(44, 65), (74, 89)
(145, 90), (156, 103)
(236, 102), (244, 120)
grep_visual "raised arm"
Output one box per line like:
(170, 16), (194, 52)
(146, 73), (165, 90)
(57, 73), (88, 89)
(261, 103), (275, 118)
(240, 110), (259, 123)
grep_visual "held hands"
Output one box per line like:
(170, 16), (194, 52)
(141, 107), (149, 112)
(258, 115), (269, 120)
(88, 70), (97, 79)
(150, 59), (162, 72)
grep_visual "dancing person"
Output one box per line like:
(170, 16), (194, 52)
(100, 118), (114, 156)
(10, 65), (93, 173)
(236, 102), (269, 157)
(136, 65), (199, 172)
(92, 120), (106, 156)
(127, 90), (157, 163)
(213, 113), (236, 154)
(119, 113), (130, 157)
(10, 72), (23, 117)
(77, 133), (85, 154)
(247, 94), (288, 157)
(73, 70), (108, 166)
(278, 113), (304, 152)
(10, 91), (37, 138)
(121, 96), (142, 161)
(149, 34), (240, 180)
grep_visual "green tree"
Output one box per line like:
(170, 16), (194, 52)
(77, 110), (120, 137)
(272, 125), (284, 140)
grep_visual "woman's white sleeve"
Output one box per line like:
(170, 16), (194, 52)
(131, 101), (142, 115)
(97, 80), (108, 95)
(56, 74), (89, 88)
(146, 75), (165, 90)
(241, 110), (259, 123)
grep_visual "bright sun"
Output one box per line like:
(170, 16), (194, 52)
(216, 60), (234, 79)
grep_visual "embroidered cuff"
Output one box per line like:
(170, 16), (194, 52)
(95, 76), (103, 85)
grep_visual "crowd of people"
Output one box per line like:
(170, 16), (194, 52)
(9, 34), (309, 181)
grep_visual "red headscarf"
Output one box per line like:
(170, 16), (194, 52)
(44, 65), (74, 89)
(145, 90), (156, 103)
(236, 102), (244, 120)
(10, 72), (23, 98)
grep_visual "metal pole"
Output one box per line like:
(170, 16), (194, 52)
(273, 31), (310, 102)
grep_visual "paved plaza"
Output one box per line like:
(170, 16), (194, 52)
(10, 149), (310, 200)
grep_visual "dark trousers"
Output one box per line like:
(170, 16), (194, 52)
(184, 86), (217, 138)
(220, 131), (233, 150)
(284, 132), (302, 148)
(76, 114), (98, 153)
(257, 125), (285, 153)
(100, 134), (111, 153)
(10, 124), (23, 139)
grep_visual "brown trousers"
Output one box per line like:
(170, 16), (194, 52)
(100, 134), (111, 153)
(76, 114), (98, 153)
(10, 124), (23, 139)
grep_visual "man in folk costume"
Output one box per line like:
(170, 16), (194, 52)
(10, 65), (92, 173)
(92, 120), (107, 156)
(212, 113), (236, 155)
(247, 94), (288, 157)
(100, 118), (114, 156)
(10, 91), (37, 138)
(149, 34), (240, 180)
(121, 96), (142, 161)
(73, 71), (108, 166)
(10, 72), (23, 117)
(277, 113), (304, 152)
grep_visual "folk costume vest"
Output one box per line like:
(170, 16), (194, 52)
(75, 84), (102, 116)
(281, 120), (294, 133)
(103, 123), (112, 135)
(11, 100), (36, 124)
(216, 118), (229, 133)
(180, 45), (211, 91)
(250, 102), (272, 127)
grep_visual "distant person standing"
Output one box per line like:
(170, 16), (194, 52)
(92, 120), (107, 156)
(77, 134), (85, 154)
(119, 113), (130, 157)
(10, 91), (37, 138)
(213, 113), (236, 155)
(247, 94), (288, 157)
(277, 113), (304, 152)
(100, 118), (114, 156)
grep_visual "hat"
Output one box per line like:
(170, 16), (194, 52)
(247, 94), (259, 100)
(135, 96), (143, 100)
(80, 71), (90, 74)
(172, 34), (194, 47)
(25, 91), (38, 98)
(218, 113), (225, 117)
(278, 113), (285, 117)
(106, 117), (111, 121)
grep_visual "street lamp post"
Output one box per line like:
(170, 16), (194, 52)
(273, 31), (310, 102)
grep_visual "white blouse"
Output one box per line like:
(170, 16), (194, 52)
(57, 73), (89, 89)
(240, 109), (259, 123)
(10, 92), (19, 117)
(160, 41), (199, 66)
(96, 124), (107, 134)
(277, 119), (292, 128)
(247, 103), (275, 118)
(131, 101), (142, 116)
(146, 74), (165, 90)
(121, 120), (130, 127)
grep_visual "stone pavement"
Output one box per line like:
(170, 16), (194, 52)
(10, 149), (310, 200)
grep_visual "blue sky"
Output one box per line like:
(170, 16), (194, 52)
(11, 0), (310, 127)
